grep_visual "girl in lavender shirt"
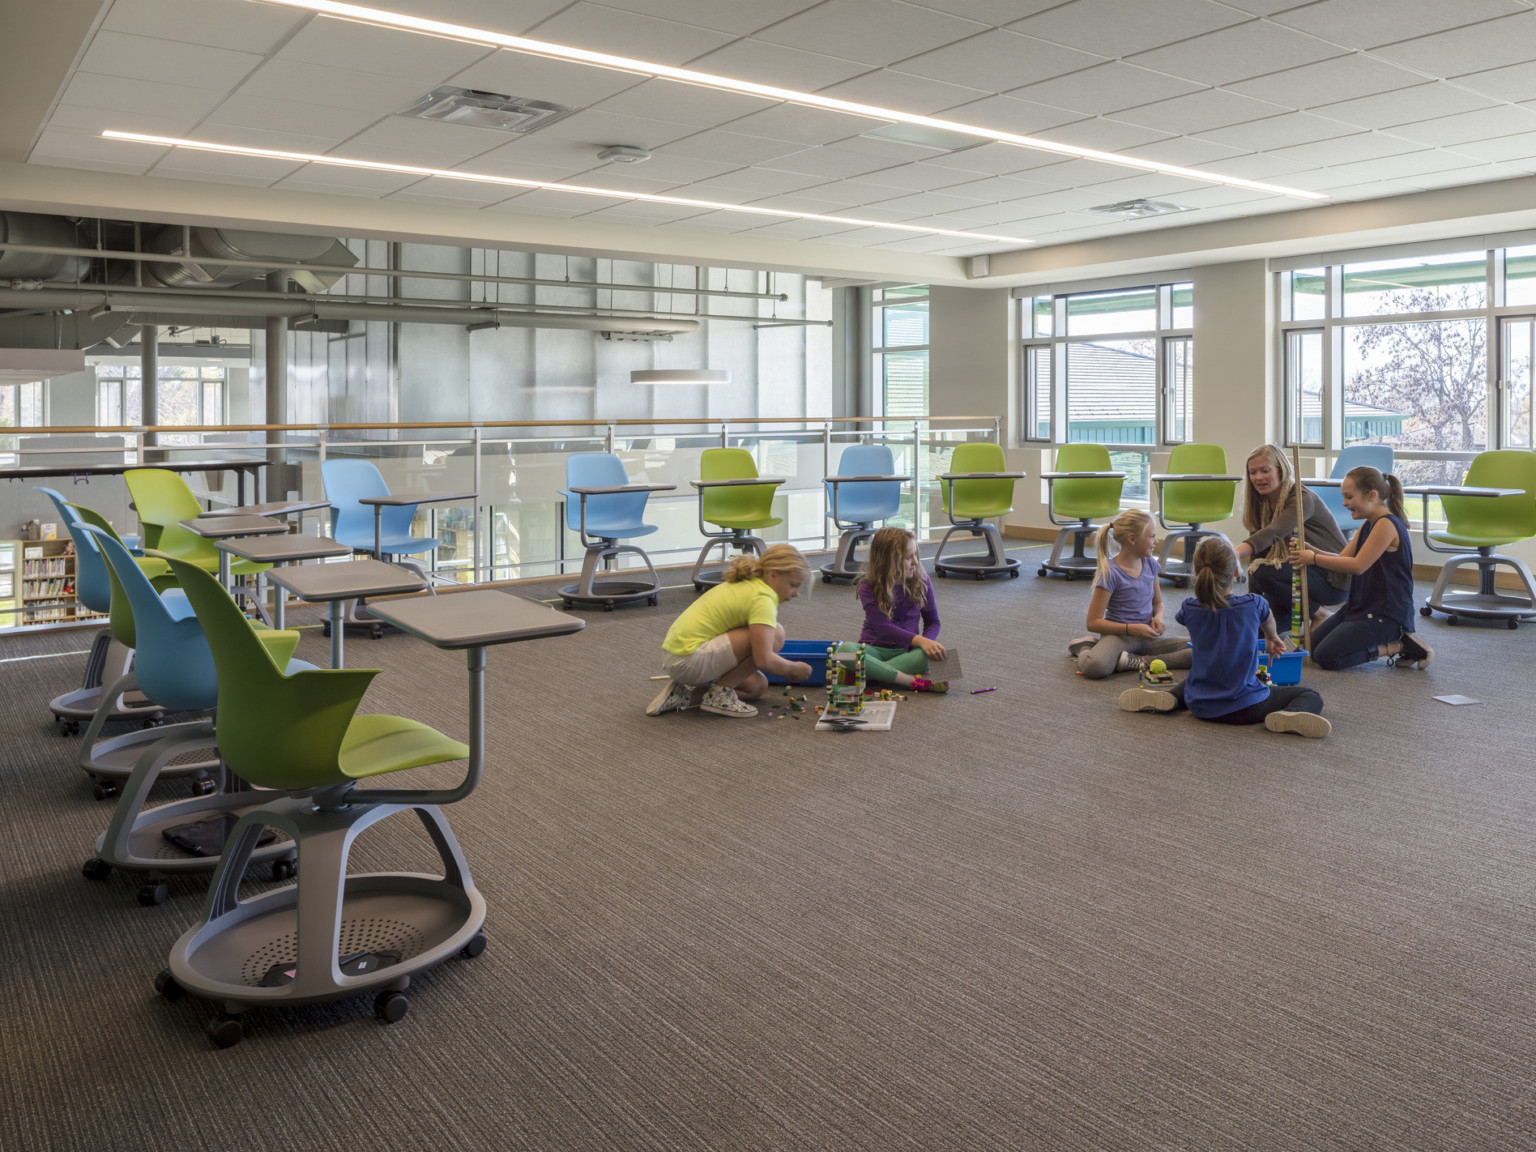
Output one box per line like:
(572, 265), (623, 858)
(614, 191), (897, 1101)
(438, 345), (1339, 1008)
(853, 527), (950, 693)
(1071, 509), (1193, 680)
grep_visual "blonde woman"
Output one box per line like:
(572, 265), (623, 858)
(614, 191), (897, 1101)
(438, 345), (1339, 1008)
(1069, 509), (1193, 679)
(1235, 444), (1348, 633)
(648, 543), (813, 719)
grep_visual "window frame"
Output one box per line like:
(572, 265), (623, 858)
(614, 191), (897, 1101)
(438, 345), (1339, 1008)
(871, 285), (931, 420)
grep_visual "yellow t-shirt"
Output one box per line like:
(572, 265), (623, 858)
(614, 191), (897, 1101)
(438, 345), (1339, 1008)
(662, 578), (780, 655)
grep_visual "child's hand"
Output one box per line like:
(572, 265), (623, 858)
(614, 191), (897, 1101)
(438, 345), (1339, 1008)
(1290, 544), (1313, 566)
(786, 661), (813, 682)
(1148, 615), (1165, 637)
(1127, 622), (1157, 640)
(914, 636), (946, 660)
(1265, 635), (1286, 657)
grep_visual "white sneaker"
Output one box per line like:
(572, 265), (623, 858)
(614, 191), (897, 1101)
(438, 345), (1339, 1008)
(1265, 711), (1331, 738)
(1067, 635), (1097, 658)
(1119, 686), (1178, 713)
(645, 681), (694, 716)
(699, 685), (758, 718)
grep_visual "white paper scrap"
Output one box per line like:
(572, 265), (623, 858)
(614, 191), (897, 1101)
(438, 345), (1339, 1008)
(1434, 694), (1481, 706)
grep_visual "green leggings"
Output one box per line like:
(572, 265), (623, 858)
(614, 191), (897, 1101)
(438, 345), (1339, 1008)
(839, 641), (929, 683)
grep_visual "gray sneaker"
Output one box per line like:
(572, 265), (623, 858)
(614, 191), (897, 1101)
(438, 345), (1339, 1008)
(645, 681), (694, 716)
(1067, 635), (1097, 658)
(1265, 710), (1331, 738)
(699, 685), (757, 718)
(1119, 686), (1178, 713)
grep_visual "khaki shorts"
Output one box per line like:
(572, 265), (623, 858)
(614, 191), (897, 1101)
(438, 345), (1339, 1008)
(660, 632), (739, 687)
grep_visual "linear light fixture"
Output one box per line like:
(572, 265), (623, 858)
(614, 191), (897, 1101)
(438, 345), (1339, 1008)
(247, 0), (1329, 202)
(100, 131), (1037, 245)
(631, 369), (728, 386)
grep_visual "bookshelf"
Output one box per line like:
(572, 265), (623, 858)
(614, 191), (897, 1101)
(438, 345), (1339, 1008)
(11, 539), (104, 627)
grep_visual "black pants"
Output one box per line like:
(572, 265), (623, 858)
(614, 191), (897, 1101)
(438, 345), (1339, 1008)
(1309, 610), (1402, 670)
(1248, 562), (1348, 632)
(1168, 682), (1325, 724)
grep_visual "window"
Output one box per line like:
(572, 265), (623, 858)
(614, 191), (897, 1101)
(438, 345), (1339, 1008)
(96, 363), (226, 434)
(1021, 281), (1194, 501)
(872, 285), (929, 418)
(0, 381), (43, 466)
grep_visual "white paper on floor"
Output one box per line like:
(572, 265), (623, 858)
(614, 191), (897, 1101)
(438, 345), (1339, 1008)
(1434, 694), (1481, 706)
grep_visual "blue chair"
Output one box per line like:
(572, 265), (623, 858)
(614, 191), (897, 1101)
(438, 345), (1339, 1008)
(1305, 446), (1394, 532)
(79, 524), (308, 904)
(38, 488), (169, 736)
(557, 452), (672, 610)
(322, 458), (439, 564)
(821, 444), (905, 583)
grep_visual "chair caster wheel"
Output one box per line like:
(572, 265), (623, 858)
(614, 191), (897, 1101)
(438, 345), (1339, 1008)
(321, 622), (331, 637)
(370, 626), (383, 640)
(693, 583), (703, 592)
(192, 777), (217, 797)
(1420, 605), (1433, 617)
(270, 857), (296, 882)
(59, 720), (80, 736)
(1509, 619), (1520, 630)
(1447, 616), (1459, 626)
(461, 932), (488, 959)
(375, 990), (409, 1024)
(92, 780), (120, 801)
(138, 881), (169, 906)
(82, 857), (111, 881)
(648, 595), (658, 606)
(208, 1014), (244, 1048)
(154, 969), (185, 1001)
(604, 600), (615, 611)
(1010, 569), (1019, 578)
(562, 601), (572, 610)
(975, 572), (985, 581)
(142, 717), (164, 729)
(1038, 566), (1048, 577)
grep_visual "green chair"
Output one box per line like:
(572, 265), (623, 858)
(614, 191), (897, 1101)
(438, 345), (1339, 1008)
(1422, 450), (1536, 627)
(689, 447), (785, 591)
(1038, 444), (1125, 580)
(156, 558), (484, 1048)
(933, 442), (1026, 579)
(1153, 443), (1239, 585)
(124, 467), (272, 618)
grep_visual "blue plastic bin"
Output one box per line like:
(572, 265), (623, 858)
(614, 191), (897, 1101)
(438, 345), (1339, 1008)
(1255, 639), (1304, 686)
(765, 640), (833, 685)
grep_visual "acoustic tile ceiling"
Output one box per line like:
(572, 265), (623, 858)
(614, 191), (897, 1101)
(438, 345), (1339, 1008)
(27, 0), (1536, 257)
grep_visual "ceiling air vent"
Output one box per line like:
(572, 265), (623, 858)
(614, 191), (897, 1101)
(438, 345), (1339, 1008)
(1083, 199), (1192, 220)
(398, 86), (577, 134)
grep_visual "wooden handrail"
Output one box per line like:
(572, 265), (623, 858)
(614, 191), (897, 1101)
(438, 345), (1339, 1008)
(0, 415), (999, 436)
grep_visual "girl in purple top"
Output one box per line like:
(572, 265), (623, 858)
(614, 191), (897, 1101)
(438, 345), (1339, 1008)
(1072, 509), (1193, 679)
(854, 527), (950, 693)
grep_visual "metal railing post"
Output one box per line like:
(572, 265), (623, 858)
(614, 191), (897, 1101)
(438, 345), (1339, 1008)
(472, 425), (482, 585)
(912, 418), (923, 540)
(720, 421), (729, 449)
(823, 421), (831, 551)
(605, 423), (615, 454)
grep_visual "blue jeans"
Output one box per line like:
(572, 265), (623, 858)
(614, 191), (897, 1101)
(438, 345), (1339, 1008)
(1248, 562), (1348, 633)
(1309, 610), (1401, 670)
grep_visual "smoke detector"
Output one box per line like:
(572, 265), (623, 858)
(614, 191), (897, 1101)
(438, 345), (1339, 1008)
(597, 145), (651, 164)
(398, 87), (577, 134)
(1083, 199), (1192, 220)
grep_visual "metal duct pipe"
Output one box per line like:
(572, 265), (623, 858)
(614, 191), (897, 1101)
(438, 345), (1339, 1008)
(0, 287), (700, 334)
(0, 213), (91, 281)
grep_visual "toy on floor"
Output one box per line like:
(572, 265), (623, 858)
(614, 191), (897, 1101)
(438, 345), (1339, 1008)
(824, 643), (866, 718)
(1138, 657), (1177, 689)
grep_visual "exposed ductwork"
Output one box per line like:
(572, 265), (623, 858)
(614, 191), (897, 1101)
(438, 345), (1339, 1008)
(0, 212), (92, 282)
(144, 226), (357, 291)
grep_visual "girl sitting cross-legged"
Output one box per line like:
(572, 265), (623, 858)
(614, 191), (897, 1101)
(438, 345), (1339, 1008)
(1069, 509), (1193, 680)
(854, 526), (950, 693)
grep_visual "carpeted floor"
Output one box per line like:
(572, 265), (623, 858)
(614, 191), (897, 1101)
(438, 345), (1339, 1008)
(2, 541), (1535, 1151)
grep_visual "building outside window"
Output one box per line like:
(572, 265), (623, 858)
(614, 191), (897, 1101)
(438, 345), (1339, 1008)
(0, 381), (44, 467)
(96, 363), (225, 443)
(872, 285), (929, 419)
(1021, 281), (1193, 501)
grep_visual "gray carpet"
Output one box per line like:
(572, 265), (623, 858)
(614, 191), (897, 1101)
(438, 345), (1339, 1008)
(3, 542), (1535, 1151)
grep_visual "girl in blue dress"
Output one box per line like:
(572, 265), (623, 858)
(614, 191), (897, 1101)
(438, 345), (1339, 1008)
(1291, 465), (1432, 671)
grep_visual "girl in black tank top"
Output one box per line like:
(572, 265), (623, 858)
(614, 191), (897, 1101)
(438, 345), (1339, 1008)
(1290, 466), (1433, 672)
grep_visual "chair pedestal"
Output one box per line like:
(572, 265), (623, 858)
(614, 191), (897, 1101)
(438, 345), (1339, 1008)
(692, 532), (766, 591)
(821, 525), (876, 583)
(75, 672), (218, 800)
(1155, 526), (1226, 586)
(49, 634), (163, 737)
(561, 539), (661, 610)
(1424, 547), (1536, 627)
(162, 793), (486, 1041)
(1039, 520), (1098, 580)
(84, 723), (295, 900)
(933, 522), (1018, 579)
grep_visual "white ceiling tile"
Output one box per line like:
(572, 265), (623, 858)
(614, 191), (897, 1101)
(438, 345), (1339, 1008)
(499, 186), (632, 212)
(687, 40), (872, 89)
(893, 30), (1106, 91)
(1225, 54), (1427, 109)
(591, 79), (777, 126)
(148, 149), (304, 183)
(469, 134), (624, 174)
(593, 153), (740, 182)
(798, 136), (946, 164)
(685, 167), (831, 195)
(1444, 128), (1536, 164)
(484, 193), (590, 217)
(720, 104), (890, 145)
(1371, 11), (1536, 75)
(377, 0), (570, 32)
(1032, 118), (1174, 152)
(47, 103), (201, 139)
(1009, 62), (1203, 117)
(911, 0), (1064, 27)
(272, 167), (429, 195)
(1115, 137), (1251, 166)
(188, 123), (345, 155)
(536, 108), (700, 149)
(276, 15), (494, 82)
(815, 71), (990, 116)
(1274, 0), (1527, 51)
(1306, 178), (1424, 199)
(236, 60), (429, 115)
(817, 225), (914, 245)
(993, 187), (1113, 215)
(28, 127), (167, 172)
(1212, 1), (1311, 16)
(1004, 156), (1137, 186)
(268, 176), (392, 199)
(1453, 61), (1536, 104)
(333, 117), (511, 167)
(926, 173), (1063, 200)
(1009, 0), (1249, 58)
(1197, 152), (1314, 178)
(565, 168), (702, 193)
(746, 191), (863, 212)
(77, 31), (263, 92)
(1404, 164), (1528, 188)
(1128, 22), (1348, 86)
(842, 163), (983, 191)
(757, 146), (910, 179)
(1328, 149), (1488, 182)
(1257, 132), (1420, 169)
(1160, 183), (1272, 208)
(1193, 111), (1359, 150)
(860, 191), (1004, 215)
(755, 0), (986, 67)
(1384, 104), (1536, 147)
(59, 72), (227, 120)
(654, 130), (812, 165)
(736, 218), (861, 239)
(1066, 172), (1210, 201)
(754, 181), (875, 208)
(584, 0), (823, 34)
(661, 211), (758, 232)
(1311, 83), (1497, 130)
(205, 94), (384, 140)
(102, 0), (308, 53)
(1110, 88), (1288, 134)
(576, 202), (714, 223)
(522, 3), (734, 65)
(936, 95), (1089, 136)
(387, 180), (517, 207)
(447, 52), (646, 109)
(919, 141), (1064, 174)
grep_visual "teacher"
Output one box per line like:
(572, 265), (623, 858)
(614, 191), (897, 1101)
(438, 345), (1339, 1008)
(1234, 444), (1349, 633)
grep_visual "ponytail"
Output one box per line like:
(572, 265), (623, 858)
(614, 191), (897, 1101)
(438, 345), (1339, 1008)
(1095, 509), (1154, 582)
(1345, 465), (1405, 519)
(1385, 474), (1406, 520)
(1191, 535), (1236, 611)
(725, 542), (809, 585)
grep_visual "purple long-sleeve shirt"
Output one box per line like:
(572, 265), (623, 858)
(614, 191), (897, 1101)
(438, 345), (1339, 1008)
(858, 576), (941, 648)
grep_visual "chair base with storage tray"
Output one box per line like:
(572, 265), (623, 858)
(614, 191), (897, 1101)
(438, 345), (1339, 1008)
(1037, 445), (1125, 581)
(689, 448), (785, 592)
(558, 452), (674, 610)
(820, 445), (907, 583)
(1417, 451), (1536, 628)
(1151, 444), (1239, 587)
(931, 442), (1025, 580)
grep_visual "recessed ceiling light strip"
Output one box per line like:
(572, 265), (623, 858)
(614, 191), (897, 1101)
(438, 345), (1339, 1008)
(248, 0), (1328, 202)
(101, 131), (1036, 244)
